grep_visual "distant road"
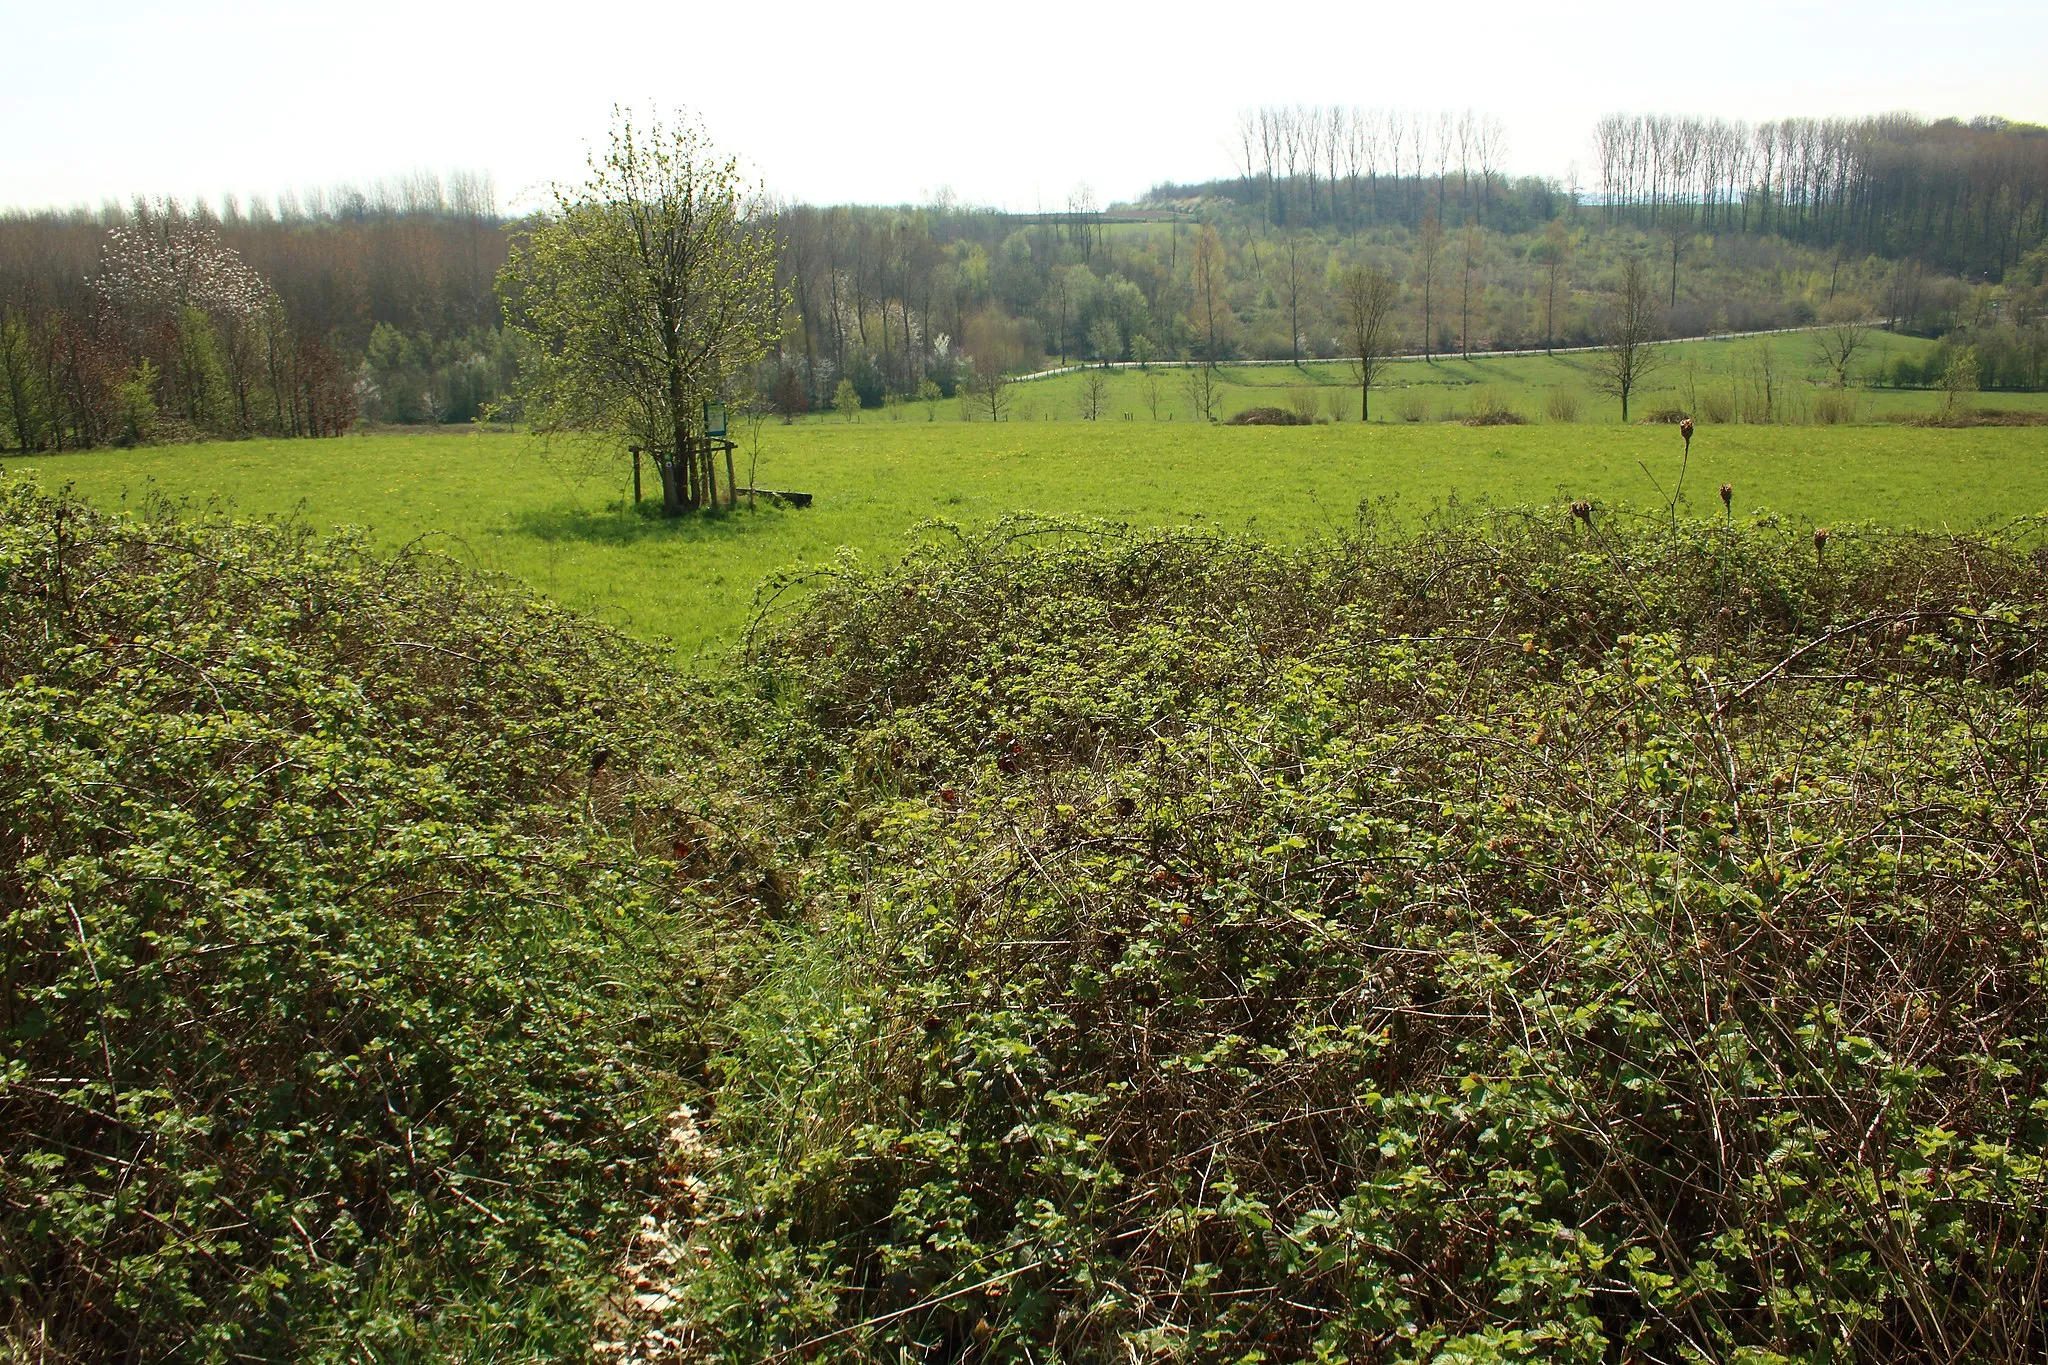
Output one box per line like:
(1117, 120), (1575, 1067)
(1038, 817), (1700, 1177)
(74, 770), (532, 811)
(1009, 323), (1863, 384)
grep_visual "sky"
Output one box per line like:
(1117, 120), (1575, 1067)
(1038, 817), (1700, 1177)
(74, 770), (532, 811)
(4, 0), (2045, 215)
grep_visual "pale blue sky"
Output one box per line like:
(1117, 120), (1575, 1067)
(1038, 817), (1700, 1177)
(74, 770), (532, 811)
(3, 0), (2044, 212)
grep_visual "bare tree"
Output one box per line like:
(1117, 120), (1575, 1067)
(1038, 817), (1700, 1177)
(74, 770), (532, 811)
(1340, 265), (1399, 421)
(1415, 213), (1445, 362)
(1475, 114), (1507, 219)
(1661, 221), (1690, 308)
(1191, 226), (1227, 364)
(1591, 255), (1667, 422)
(1277, 231), (1307, 366)
(1810, 303), (1870, 387)
(1457, 221), (1483, 358)
(1538, 219), (1571, 354)
(1079, 368), (1109, 420)
(965, 353), (1011, 422)
(1180, 360), (1221, 421)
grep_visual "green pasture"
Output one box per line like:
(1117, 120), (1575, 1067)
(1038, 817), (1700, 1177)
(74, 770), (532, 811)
(17, 413), (2047, 663)
(898, 329), (2042, 426)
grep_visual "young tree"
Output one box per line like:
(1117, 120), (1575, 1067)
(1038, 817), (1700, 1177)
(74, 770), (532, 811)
(1277, 231), (1308, 366)
(496, 107), (783, 516)
(1339, 265), (1398, 421)
(1536, 219), (1571, 354)
(1457, 222), (1483, 358)
(1079, 369), (1109, 420)
(1810, 303), (1870, 388)
(1939, 346), (1978, 418)
(1180, 360), (1220, 421)
(1661, 221), (1690, 309)
(1415, 213), (1445, 362)
(1190, 226), (1228, 365)
(965, 353), (1011, 422)
(1591, 255), (1667, 422)
(833, 377), (860, 421)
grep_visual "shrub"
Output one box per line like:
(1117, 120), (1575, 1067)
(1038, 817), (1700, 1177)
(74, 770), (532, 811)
(624, 514), (2048, 1362)
(1224, 405), (1313, 426)
(1698, 387), (1736, 423)
(112, 361), (158, 447)
(1463, 387), (1525, 425)
(0, 487), (774, 1359)
(1941, 346), (1980, 417)
(1285, 386), (1320, 421)
(1543, 386), (1582, 423)
(1395, 389), (1430, 422)
(1812, 388), (1860, 424)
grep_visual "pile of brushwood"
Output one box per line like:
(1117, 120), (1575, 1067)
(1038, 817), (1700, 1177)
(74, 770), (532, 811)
(0, 485), (786, 1359)
(637, 509), (2048, 1362)
(8, 481), (2048, 1364)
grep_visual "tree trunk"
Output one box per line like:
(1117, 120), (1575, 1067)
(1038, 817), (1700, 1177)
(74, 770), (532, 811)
(660, 455), (683, 516)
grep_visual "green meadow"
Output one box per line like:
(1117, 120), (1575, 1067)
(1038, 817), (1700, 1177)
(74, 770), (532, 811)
(998, 329), (2048, 424)
(17, 406), (2046, 661)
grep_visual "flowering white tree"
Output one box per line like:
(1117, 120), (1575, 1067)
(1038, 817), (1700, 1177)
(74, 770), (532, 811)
(95, 202), (271, 323)
(94, 202), (279, 430)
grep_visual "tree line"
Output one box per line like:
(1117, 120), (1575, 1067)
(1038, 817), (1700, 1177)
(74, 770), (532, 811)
(0, 176), (511, 450)
(4, 105), (2043, 452)
(1175, 106), (2048, 282)
(1590, 112), (2048, 278)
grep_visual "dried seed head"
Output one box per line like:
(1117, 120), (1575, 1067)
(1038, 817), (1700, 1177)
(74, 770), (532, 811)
(1571, 500), (1592, 522)
(1719, 483), (1733, 508)
(1814, 527), (1831, 554)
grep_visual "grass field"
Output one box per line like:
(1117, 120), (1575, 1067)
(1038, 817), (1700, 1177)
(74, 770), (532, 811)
(840, 330), (2045, 426)
(17, 411), (2047, 663)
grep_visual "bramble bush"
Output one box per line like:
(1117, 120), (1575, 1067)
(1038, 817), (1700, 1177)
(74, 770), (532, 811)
(0, 485), (784, 1360)
(10, 482), (2048, 1363)
(614, 509), (2048, 1362)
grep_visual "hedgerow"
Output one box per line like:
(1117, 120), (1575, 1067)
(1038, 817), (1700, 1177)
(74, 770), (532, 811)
(0, 485), (782, 1360)
(622, 511), (2048, 1362)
